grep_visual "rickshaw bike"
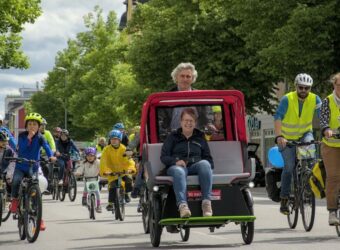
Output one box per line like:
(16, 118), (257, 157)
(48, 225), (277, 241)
(138, 90), (256, 247)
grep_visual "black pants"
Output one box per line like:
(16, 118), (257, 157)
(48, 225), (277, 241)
(108, 175), (133, 203)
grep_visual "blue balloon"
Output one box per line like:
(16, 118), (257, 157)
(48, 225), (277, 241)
(268, 146), (284, 168)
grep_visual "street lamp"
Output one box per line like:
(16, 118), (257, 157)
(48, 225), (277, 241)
(56, 66), (67, 130)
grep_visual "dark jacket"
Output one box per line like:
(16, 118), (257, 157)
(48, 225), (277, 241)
(160, 128), (214, 169)
(1, 145), (14, 172)
(56, 138), (79, 161)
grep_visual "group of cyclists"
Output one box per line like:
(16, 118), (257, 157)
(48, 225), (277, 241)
(2, 62), (340, 245)
(274, 72), (340, 226)
(0, 111), (142, 232)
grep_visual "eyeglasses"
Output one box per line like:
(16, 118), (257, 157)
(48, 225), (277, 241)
(297, 85), (311, 91)
(182, 119), (195, 124)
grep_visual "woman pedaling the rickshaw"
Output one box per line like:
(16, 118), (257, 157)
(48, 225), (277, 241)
(99, 129), (136, 211)
(160, 108), (214, 218)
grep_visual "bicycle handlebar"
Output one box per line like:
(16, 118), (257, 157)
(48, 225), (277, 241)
(286, 140), (321, 147)
(103, 170), (132, 176)
(4, 157), (43, 165)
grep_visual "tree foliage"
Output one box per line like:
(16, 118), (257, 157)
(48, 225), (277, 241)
(0, 0), (42, 69)
(31, 7), (144, 140)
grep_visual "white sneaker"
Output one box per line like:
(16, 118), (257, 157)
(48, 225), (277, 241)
(178, 203), (191, 218)
(202, 199), (213, 217)
(58, 180), (63, 185)
(329, 211), (340, 226)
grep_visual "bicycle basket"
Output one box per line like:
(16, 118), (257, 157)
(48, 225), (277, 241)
(297, 145), (316, 160)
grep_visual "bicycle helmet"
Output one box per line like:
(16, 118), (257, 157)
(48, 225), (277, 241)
(25, 112), (43, 125)
(0, 130), (9, 141)
(294, 73), (313, 86)
(113, 122), (125, 130)
(212, 106), (222, 113)
(84, 147), (97, 156)
(54, 127), (62, 133)
(109, 129), (123, 141)
(42, 118), (47, 125)
(60, 129), (69, 136)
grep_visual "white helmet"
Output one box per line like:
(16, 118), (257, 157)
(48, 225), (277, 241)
(38, 175), (48, 192)
(294, 73), (313, 86)
(0, 114), (3, 121)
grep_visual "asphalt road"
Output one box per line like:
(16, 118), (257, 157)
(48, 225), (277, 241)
(1, 184), (340, 250)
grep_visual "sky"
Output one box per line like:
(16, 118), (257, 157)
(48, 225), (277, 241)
(0, 0), (126, 117)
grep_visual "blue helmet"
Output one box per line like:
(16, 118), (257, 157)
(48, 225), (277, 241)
(109, 129), (123, 141)
(113, 122), (124, 130)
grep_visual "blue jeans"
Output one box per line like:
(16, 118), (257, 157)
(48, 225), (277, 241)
(11, 168), (33, 198)
(57, 158), (66, 181)
(166, 160), (213, 206)
(280, 132), (315, 198)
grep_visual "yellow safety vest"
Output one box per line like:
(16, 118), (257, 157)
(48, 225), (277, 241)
(281, 91), (316, 140)
(322, 94), (340, 147)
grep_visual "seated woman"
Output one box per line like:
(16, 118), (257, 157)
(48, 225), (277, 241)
(160, 108), (214, 218)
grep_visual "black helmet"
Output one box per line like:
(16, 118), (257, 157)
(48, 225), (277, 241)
(0, 130), (9, 142)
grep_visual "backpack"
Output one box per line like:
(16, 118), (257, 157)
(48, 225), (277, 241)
(309, 160), (326, 199)
(265, 168), (282, 202)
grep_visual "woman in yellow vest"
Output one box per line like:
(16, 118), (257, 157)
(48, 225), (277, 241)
(274, 73), (321, 215)
(320, 72), (340, 226)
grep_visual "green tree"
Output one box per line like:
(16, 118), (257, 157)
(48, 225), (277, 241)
(31, 7), (144, 140)
(127, 0), (277, 113)
(0, 0), (42, 69)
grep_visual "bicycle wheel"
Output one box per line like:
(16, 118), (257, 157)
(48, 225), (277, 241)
(180, 227), (190, 242)
(90, 194), (95, 220)
(115, 188), (125, 221)
(18, 215), (26, 240)
(141, 187), (150, 234)
(0, 193), (2, 226)
(59, 184), (66, 201)
(149, 194), (163, 247)
(1, 193), (11, 222)
(287, 178), (299, 229)
(300, 182), (315, 232)
(24, 184), (42, 243)
(241, 189), (254, 244)
(68, 173), (77, 202)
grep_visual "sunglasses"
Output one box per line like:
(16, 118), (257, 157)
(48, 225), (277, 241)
(297, 85), (311, 91)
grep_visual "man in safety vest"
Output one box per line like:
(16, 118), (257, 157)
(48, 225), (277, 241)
(274, 73), (321, 215)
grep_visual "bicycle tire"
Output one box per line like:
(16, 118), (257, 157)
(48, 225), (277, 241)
(114, 188), (124, 221)
(90, 194), (95, 220)
(336, 208), (340, 237)
(59, 185), (66, 201)
(300, 182), (315, 232)
(18, 215), (26, 240)
(25, 184), (42, 243)
(287, 177), (299, 229)
(141, 187), (150, 234)
(180, 227), (190, 242)
(68, 173), (77, 202)
(1, 193), (11, 222)
(0, 193), (2, 226)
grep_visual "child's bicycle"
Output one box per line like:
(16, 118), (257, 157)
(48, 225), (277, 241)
(104, 170), (133, 221)
(5, 157), (43, 243)
(83, 176), (100, 220)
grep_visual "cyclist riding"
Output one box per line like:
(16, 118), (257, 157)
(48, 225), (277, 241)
(112, 123), (129, 147)
(55, 129), (79, 185)
(100, 129), (136, 211)
(75, 147), (102, 213)
(39, 118), (56, 190)
(320, 72), (340, 225)
(9, 112), (56, 230)
(274, 73), (321, 215)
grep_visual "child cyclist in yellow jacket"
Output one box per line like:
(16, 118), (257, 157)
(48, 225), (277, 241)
(100, 129), (136, 211)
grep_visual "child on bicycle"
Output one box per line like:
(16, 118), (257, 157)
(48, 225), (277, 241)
(100, 129), (136, 211)
(74, 147), (102, 213)
(10, 113), (56, 231)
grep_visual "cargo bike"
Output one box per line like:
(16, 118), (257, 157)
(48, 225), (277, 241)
(138, 90), (256, 247)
